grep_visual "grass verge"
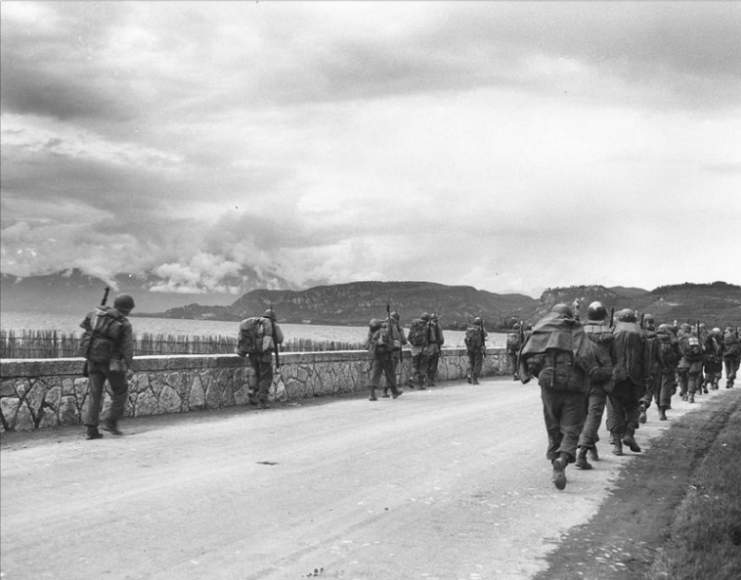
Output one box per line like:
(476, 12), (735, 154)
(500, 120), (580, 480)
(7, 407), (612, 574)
(646, 393), (741, 580)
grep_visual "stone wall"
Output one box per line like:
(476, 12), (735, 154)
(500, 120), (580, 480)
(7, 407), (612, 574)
(0, 348), (510, 432)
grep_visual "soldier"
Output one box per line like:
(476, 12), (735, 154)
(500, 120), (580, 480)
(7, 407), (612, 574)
(365, 318), (403, 402)
(703, 327), (723, 390)
(464, 317), (488, 385)
(639, 314), (662, 424)
(655, 323), (681, 420)
(677, 323), (704, 403)
(382, 311), (407, 398)
(239, 308), (285, 409)
(607, 309), (647, 455)
(722, 326), (740, 388)
(506, 323), (522, 381)
(575, 301), (615, 469)
(519, 304), (609, 490)
(407, 313), (430, 389)
(426, 313), (445, 386)
(79, 294), (136, 439)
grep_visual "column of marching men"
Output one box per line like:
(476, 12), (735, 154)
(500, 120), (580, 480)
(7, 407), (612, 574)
(516, 301), (740, 490)
(76, 293), (741, 493)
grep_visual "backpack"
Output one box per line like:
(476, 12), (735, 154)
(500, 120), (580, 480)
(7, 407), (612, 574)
(506, 332), (521, 353)
(724, 332), (741, 357)
(465, 326), (483, 350)
(682, 335), (703, 361)
(373, 324), (393, 353)
(407, 319), (427, 347)
(236, 317), (273, 355)
(79, 309), (125, 363)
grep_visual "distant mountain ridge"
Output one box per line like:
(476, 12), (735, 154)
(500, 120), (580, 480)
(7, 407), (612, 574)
(0, 267), (295, 315)
(2, 271), (738, 329)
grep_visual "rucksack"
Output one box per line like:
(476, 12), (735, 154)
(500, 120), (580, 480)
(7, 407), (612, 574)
(407, 319), (427, 347)
(724, 332), (741, 357)
(465, 326), (483, 349)
(79, 309), (125, 363)
(682, 335), (703, 361)
(373, 324), (393, 353)
(237, 317), (273, 355)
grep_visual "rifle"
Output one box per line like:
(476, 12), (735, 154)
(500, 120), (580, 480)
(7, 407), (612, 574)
(609, 307), (615, 328)
(270, 304), (280, 370)
(640, 313), (646, 329)
(82, 287), (110, 377)
(480, 317), (487, 357)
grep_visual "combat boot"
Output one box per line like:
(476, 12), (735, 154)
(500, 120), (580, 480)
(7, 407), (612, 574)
(622, 432), (642, 453)
(575, 448), (592, 470)
(102, 419), (123, 436)
(588, 446), (599, 462)
(85, 426), (103, 440)
(551, 454), (568, 490)
(658, 407), (667, 421)
(688, 393), (695, 403)
(611, 438), (624, 456)
(472, 376), (479, 385)
(369, 389), (378, 402)
(381, 389), (390, 398)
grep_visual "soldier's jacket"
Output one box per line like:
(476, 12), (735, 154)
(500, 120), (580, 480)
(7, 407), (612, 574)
(519, 312), (607, 393)
(611, 320), (647, 386)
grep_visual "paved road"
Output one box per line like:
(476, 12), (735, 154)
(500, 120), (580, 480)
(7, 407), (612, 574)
(0, 377), (719, 580)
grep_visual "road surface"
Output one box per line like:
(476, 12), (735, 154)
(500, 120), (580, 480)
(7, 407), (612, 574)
(0, 377), (714, 580)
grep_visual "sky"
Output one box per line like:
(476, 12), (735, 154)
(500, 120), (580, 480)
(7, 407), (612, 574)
(1, 1), (740, 298)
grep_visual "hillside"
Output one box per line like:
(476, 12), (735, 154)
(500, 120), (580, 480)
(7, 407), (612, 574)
(536, 282), (741, 328)
(2, 271), (738, 330)
(162, 281), (538, 328)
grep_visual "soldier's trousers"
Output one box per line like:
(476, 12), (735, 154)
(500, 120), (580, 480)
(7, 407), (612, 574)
(84, 361), (128, 426)
(467, 350), (484, 379)
(427, 353), (440, 382)
(724, 357), (739, 387)
(248, 354), (274, 402)
(678, 363), (702, 396)
(641, 369), (661, 409)
(369, 354), (398, 393)
(411, 352), (428, 386)
(606, 379), (642, 437)
(540, 387), (587, 462)
(658, 369), (677, 409)
(577, 384), (607, 450)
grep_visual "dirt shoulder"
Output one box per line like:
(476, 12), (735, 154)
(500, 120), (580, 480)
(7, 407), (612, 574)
(533, 388), (741, 580)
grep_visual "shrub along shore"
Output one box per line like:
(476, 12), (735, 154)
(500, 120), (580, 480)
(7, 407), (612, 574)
(0, 329), (365, 359)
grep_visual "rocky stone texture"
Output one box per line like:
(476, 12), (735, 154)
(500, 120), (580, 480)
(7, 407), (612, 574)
(0, 349), (508, 432)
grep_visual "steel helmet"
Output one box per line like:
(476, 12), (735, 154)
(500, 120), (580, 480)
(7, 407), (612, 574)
(263, 308), (277, 320)
(473, 317), (482, 324)
(551, 303), (574, 318)
(390, 311), (400, 321)
(369, 318), (382, 331)
(430, 313), (438, 321)
(113, 294), (135, 313)
(617, 308), (637, 322)
(420, 312), (430, 322)
(587, 301), (607, 321)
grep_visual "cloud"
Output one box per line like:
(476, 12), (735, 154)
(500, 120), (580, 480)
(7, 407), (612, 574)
(1, 1), (740, 298)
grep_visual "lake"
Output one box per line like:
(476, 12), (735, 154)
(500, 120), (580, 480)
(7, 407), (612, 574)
(0, 311), (508, 349)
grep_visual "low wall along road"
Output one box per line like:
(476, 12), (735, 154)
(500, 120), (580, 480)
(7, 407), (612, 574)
(0, 348), (510, 432)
